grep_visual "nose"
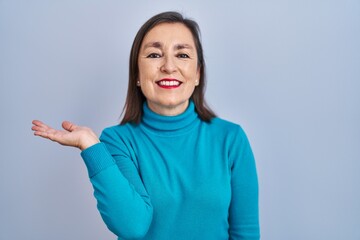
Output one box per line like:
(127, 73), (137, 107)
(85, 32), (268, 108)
(160, 56), (177, 73)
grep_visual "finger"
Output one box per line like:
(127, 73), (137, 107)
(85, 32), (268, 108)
(32, 124), (48, 133)
(32, 120), (46, 127)
(33, 130), (52, 139)
(62, 121), (77, 132)
(32, 127), (58, 138)
(32, 122), (57, 134)
(32, 120), (52, 131)
(34, 130), (61, 143)
(31, 125), (44, 132)
(32, 119), (42, 125)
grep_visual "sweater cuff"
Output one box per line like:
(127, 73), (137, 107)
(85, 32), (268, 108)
(80, 142), (115, 178)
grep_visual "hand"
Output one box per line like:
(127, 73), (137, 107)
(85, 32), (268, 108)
(31, 120), (100, 150)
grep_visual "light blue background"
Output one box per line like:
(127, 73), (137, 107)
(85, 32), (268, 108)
(1, 0), (359, 239)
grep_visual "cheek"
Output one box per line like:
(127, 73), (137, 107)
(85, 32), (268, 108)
(137, 63), (145, 80)
(183, 62), (199, 78)
(185, 68), (199, 81)
(138, 62), (157, 81)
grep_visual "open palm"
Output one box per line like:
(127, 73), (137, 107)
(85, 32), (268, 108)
(31, 120), (99, 150)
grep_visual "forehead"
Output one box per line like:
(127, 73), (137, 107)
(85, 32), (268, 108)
(142, 23), (195, 47)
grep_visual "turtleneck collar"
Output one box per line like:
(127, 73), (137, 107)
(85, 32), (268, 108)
(141, 101), (200, 135)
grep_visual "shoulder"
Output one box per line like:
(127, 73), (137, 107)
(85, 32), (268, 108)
(100, 123), (140, 144)
(207, 117), (252, 153)
(209, 117), (239, 129)
(204, 117), (254, 166)
(99, 123), (141, 156)
(207, 117), (248, 138)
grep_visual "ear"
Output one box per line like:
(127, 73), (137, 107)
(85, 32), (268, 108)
(195, 68), (200, 86)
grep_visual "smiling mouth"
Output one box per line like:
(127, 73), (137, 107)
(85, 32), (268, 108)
(156, 79), (182, 89)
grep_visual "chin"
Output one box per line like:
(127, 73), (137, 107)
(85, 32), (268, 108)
(162, 99), (188, 108)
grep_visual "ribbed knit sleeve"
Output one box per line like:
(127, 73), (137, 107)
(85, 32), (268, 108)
(81, 143), (116, 177)
(228, 126), (260, 240)
(80, 129), (153, 239)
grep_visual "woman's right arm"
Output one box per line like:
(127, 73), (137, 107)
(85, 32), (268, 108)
(81, 128), (153, 239)
(32, 120), (153, 239)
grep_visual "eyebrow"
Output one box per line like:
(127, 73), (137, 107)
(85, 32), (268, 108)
(175, 43), (193, 50)
(143, 41), (194, 50)
(143, 41), (162, 49)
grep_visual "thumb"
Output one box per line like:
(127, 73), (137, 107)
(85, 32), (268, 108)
(62, 121), (77, 132)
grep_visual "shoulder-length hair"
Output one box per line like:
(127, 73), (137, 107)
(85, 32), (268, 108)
(120, 11), (216, 124)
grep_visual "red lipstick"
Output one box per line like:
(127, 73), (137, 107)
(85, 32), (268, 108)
(156, 78), (182, 89)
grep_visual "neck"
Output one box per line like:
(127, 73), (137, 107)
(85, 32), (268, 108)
(147, 100), (189, 116)
(141, 100), (199, 135)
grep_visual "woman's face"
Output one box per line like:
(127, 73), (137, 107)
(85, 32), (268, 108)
(138, 23), (200, 116)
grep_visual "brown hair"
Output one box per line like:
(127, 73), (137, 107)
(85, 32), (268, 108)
(120, 11), (216, 124)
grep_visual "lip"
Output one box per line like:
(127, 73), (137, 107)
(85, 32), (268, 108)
(156, 78), (182, 89)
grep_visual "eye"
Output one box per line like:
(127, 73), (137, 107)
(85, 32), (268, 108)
(177, 53), (190, 58)
(147, 53), (161, 58)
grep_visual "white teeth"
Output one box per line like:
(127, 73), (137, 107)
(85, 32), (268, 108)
(158, 80), (180, 86)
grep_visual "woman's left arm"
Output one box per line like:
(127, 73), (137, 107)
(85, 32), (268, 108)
(228, 126), (260, 240)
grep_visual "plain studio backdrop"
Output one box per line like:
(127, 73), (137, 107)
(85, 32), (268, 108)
(1, 0), (359, 239)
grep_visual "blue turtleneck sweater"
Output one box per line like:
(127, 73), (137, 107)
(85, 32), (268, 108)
(81, 102), (259, 240)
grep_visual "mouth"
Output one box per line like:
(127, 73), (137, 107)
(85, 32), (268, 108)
(156, 78), (182, 89)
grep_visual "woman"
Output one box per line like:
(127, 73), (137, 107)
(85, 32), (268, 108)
(32, 11), (260, 240)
